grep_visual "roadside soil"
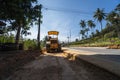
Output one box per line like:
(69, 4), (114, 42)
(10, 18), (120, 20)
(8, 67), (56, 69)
(0, 50), (41, 80)
(6, 50), (120, 80)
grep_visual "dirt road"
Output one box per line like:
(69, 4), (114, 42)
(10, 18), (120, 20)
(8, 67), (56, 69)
(7, 52), (120, 80)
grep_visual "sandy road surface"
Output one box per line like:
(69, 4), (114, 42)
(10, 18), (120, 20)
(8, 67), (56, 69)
(7, 51), (120, 80)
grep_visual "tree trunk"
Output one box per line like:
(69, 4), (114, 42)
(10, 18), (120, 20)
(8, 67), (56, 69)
(37, 17), (41, 49)
(100, 21), (103, 31)
(15, 26), (21, 49)
(87, 32), (88, 38)
(117, 27), (120, 39)
(37, 4), (42, 50)
(15, 26), (21, 50)
(100, 21), (104, 41)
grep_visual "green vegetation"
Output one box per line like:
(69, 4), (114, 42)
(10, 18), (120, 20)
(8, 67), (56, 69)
(0, 34), (15, 43)
(72, 4), (120, 47)
(0, 0), (42, 50)
(24, 39), (37, 50)
(0, 34), (38, 50)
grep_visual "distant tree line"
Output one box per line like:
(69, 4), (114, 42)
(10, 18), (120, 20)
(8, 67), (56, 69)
(79, 4), (120, 40)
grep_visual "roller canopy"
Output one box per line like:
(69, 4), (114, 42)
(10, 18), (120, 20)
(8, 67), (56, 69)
(48, 31), (59, 35)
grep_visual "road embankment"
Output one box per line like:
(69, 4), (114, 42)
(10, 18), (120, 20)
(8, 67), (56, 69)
(63, 48), (120, 77)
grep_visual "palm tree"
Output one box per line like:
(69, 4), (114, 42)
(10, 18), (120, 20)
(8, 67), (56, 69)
(106, 11), (120, 38)
(115, 4), (120, 38)
(85, 28), (89, 38)
(105, 22), (114, 41)
(115, 4), (120, 12)
(30, 4), (43, 50)
(80, 30), (85, 40)
(91, 32), (94, 38)
(80, 20), (86, 29)
(80, 20), (87, 39)
(93, 8), (106, 31)
(106, 11), (118, 24)
(37, 4), (42, 50)
(96, 29), (100, 36)
(87, 20), (96, 33)
(106, 22), (112, 34)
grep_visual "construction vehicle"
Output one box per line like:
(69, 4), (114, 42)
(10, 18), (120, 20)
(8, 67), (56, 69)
(46, 31), (61, 53)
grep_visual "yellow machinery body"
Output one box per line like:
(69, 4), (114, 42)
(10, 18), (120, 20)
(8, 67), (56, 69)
(46, 31), (61, 53)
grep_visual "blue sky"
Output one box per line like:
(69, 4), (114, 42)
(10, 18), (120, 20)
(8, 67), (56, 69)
(26, 0), (119, 42)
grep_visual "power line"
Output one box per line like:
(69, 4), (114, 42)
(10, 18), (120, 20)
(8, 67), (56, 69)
(42, 6), (109, 15)
(42, 6), (93, 15)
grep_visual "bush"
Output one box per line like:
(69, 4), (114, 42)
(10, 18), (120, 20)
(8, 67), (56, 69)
(0, 43), (24, 51)
(24, 39), (37, 50)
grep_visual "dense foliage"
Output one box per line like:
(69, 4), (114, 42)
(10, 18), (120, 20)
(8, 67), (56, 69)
(78, 4), (120, 41)
(0, 0), (42, 44)
(72, 4), (120, 47)
(0, 0), (43, 50)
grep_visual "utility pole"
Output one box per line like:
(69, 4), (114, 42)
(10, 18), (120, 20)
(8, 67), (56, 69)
(69, 30), (71, 43)
(37, 4), (42, 50)
(67, 36), (69, 47)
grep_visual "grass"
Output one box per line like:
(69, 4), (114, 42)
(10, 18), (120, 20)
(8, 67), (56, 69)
(70, 37), (120, 48)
